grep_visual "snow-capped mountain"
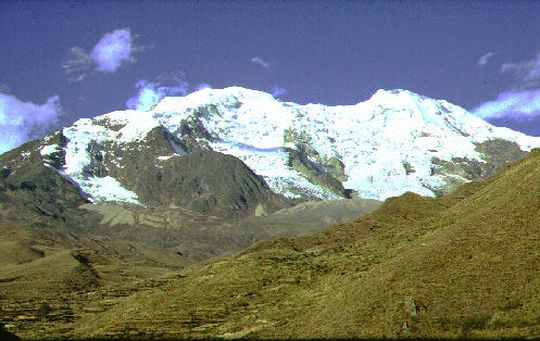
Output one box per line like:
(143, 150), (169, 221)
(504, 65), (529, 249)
(36, 86), (540, 205)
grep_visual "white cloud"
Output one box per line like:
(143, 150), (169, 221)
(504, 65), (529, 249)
(91, 29), (136, 72)
(126, 78), (189, 111)
(194, 83), (212, 91)
(472, 88), (540, 120)
(63, 28), (143, 81)
(0, 93), (62, 154)
(62, 47), (94, 81)
(251, 56), (272, 70)
(501, 51), (540, 88)
(271, 86), (287, 98)
(474, 49), (540, 120)
(478, 52), (496, 67)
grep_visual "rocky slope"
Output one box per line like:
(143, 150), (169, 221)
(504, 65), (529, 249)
(0, 140), (89, 228)
(33, 86), (540, 206)
(35, 124), (291, 216)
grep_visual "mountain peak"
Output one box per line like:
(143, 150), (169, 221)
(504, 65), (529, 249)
(152, 86), (273, 113)
(368, 88), (441, 111)
(372, 87), (424, 97)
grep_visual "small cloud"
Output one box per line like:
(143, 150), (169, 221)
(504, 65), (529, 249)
(126, 74), (189, 111)
(0, 92), (62, 154)
(478, 52), (496, 67)
(92, 29), (137, 72)
(271, 86), (287, 98)
(63, 47), (94, 82)
(472, 88), (540, 120)
(474, 49), (540, 121)
(501, 51), (540, 89)
(194, 83), (212, 91)
(251, 56), (272, 71)
(63, 28), (145, 81)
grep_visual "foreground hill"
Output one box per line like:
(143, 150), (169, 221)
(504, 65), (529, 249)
(54, 149), (540, 339)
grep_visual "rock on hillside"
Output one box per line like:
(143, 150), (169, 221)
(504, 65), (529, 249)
(109, 148), (291, 217)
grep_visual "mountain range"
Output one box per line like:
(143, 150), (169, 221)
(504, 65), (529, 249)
(1, 87), (540, 339)
(36, 86), (540, 206)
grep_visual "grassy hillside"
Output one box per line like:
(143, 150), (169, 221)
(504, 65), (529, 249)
(58, 149), (540, 339)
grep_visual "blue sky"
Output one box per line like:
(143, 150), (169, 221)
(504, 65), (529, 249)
(1, 0), (540, 153)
